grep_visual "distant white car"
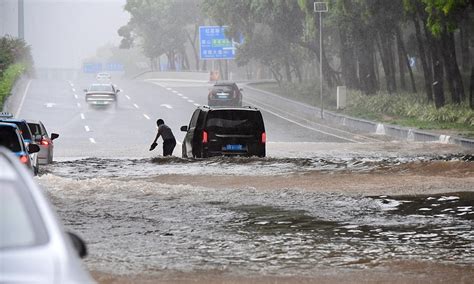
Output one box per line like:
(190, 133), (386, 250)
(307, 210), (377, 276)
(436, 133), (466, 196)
(84, 83), (121, 107)
(0, 146), (95, 283)
(96, 72), (111, 81)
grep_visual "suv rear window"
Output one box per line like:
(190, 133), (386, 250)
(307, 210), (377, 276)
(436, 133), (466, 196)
(0, 121), (32, 141)
(0, 128), (21, 152)
(206, 110), (264, 134)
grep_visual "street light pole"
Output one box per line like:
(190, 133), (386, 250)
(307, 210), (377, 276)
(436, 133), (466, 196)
(18, 0), (24, 39)
(314, 2), (328, 119)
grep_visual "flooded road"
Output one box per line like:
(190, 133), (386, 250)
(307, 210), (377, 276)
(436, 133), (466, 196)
(36, 151), (474, 282)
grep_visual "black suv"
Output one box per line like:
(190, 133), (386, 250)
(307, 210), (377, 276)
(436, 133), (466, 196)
(180, 106), (266, 158)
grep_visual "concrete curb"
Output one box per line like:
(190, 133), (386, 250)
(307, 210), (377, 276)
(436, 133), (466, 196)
(245, 83), (474, 149)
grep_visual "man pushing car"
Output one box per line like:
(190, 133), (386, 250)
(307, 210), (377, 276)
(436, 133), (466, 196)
(149, 118), (176, 156)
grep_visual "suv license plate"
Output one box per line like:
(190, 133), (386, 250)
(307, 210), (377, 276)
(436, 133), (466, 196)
(225, 144), (243, 151)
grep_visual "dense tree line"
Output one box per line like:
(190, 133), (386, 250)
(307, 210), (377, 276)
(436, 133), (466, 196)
(119, 0), (474, 109)
(0, 35), (33, 77)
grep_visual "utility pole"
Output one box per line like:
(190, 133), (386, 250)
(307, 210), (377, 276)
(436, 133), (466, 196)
(18, 0), (24, 39)
(314, 2), (328, 119)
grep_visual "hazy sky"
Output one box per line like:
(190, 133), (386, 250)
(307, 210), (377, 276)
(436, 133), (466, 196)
(20, 0), (129, 69)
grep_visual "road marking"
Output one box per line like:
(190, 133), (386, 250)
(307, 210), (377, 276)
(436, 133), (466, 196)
(84, 125), (90, 132)
(166, 88), (172, 91)
(89, 138), (96, 144)
(172, 90), (178, 94)
(160, 104), (173, 109)
(44, 102), (56, 108)
(194, 103), (200, 107)
(143, 114), (150, 120)
(133, 104), (139, 109)
(77, 102), (81, 108)
(72, 88), (76, 92)
(187, 99), (194, 103)
(74, 94), (78, 99)
(177, 93), (183, 97)
(80, 113), (85, 120)
(15, 79), (31, 117)
(125, 95), (131, 100)
(182, 96), (188, 99)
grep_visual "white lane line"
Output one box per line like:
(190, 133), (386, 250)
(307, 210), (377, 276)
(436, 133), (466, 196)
(143, 114), (150, 120)
(194, 103), (200, 107)
(172, 90), (178, 94)
(166, 88), (172, 91)
(80, 113), (85, 120)
(177, 93), (183, 97)
(187, 99), (194, 103)
(74, 94), (78, 99)
(125, 95), (131, 100)
(84, 125), (90, 132)
(160, 104), (173, 109)
(133, 104), (139, 109)
(15, 80), (31, 117)
(182, 96), (188, 99)
(89, 138), (96, 144)
(77, 102), (81, 108)
(72, 88), (76, 92)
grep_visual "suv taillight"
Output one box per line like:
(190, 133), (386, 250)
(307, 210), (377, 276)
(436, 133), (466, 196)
(202, 130), (208, 144)
(261, 132), (266, 143)
(40, 139), (49, 146)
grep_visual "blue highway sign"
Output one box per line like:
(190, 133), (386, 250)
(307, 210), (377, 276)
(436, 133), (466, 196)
(199, 26), (239, 60)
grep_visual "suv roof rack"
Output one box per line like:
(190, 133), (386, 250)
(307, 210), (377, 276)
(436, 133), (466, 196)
(0, 112), (14, 119)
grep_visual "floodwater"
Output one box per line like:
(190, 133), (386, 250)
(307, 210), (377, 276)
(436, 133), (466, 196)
(36, 154), (474, 278)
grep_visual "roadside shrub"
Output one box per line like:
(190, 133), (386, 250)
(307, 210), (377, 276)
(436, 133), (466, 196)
(346, 89), (474, 127)
(0, 63), (26, 109)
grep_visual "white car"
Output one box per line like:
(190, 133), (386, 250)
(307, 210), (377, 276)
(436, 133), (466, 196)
(0, 147), (95, 283)
(84, 83), (121, 107)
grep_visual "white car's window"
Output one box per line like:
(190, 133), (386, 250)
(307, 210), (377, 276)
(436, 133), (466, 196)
(89, 84), (113, 92)
(0, 181), (48, 249)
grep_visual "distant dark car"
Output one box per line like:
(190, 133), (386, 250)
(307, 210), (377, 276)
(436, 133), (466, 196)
(27, 120), (59, 164)
(0, 122), (39, 174)
(180, 106), (266, 158)
(84, 83), (120, 107)
(208, 82), (243, 107)
(0, 118), (40, 175)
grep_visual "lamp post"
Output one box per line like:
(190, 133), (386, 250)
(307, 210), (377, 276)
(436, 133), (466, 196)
(18, 0), (24, 39)
(314, 2), (327, 119)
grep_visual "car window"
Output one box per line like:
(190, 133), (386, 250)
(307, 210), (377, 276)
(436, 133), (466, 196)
(213, 86), (233, 93)
(28, 123), (42, 136)
(206, 110), (264, 134)
(0, 181), (49, 249)
(0, 128), (22, 152)
(89, 84), (113, 92)
(188, 109), (200, 129)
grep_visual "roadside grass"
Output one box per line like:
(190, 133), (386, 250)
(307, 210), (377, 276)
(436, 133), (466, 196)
(250, 81), (474, 139)
(0, 63), (26, 110)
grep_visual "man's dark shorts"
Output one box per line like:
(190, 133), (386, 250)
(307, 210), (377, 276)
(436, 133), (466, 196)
(163, 139), (176, 156)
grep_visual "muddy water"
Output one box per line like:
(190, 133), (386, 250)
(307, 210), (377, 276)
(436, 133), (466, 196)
(37, 155), (473, 278)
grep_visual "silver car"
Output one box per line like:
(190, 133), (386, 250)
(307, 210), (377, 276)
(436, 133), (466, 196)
(0, 147), (95, 283)
(84, 83), (121, 107)
(27, 120), (59, 164)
